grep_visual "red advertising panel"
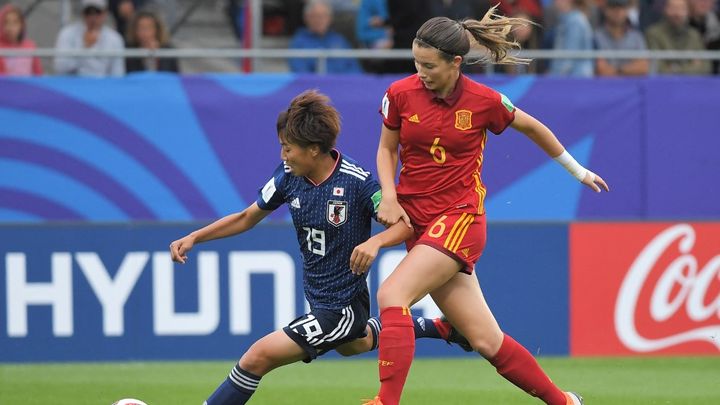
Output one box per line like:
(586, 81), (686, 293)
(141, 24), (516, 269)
(571, 223), (720, 356)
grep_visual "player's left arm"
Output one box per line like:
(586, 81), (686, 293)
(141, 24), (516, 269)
(350, 221), (414, 275)
(510, 108), (610, 193)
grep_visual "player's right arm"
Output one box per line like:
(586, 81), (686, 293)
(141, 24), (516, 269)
(377, 90), (411, 228)
(511, 108), (609, 193)
(350, 221), (414, 275)
(169, 203), (271, 263)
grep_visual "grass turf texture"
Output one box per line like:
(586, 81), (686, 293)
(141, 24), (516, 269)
(1, 357), (718, 404)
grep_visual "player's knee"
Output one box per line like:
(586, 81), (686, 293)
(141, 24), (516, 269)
(238, 346), (272, 375)
(376, 282), (403, 310)
(467, 339), (493, 357)
(467, 331), (504, 358)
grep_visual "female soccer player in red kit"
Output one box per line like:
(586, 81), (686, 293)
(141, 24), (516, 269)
(364, 7), (609, 405)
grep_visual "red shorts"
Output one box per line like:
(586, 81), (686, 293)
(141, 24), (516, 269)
(405, 209), (487, 274)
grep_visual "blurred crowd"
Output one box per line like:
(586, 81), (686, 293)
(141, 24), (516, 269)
(0, 0), (178, 76)
(1, 0), (718, 77)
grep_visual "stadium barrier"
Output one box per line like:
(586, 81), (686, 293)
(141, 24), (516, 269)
(2, 48), (720, 75)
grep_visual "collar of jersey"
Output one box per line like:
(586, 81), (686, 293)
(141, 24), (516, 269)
(427, 73), (465, 106)
(305, 148), (341, 187)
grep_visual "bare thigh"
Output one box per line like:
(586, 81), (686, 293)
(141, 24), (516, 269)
(238, 330), (307, 376)
(335, 325), (373, 356)
(430, 272), (504, 358)
(377, 244), (463, 309)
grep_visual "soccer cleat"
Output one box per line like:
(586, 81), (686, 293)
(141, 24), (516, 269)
(565, 391), (583, 405)
(361, 396), (383, 405)
(440, 316), (474, 352)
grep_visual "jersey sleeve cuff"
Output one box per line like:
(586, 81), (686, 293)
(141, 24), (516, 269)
(490, 109), (516, 135)
(382, 121), (400, 131)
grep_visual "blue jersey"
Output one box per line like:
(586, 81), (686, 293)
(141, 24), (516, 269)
(256, 150), (382, 311)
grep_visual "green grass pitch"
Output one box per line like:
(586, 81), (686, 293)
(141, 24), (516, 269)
(1, 357), (719, 404)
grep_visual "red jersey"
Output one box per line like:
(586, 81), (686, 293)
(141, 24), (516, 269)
(380, 74), (515, 227)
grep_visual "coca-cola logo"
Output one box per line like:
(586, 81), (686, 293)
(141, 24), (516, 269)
(615, 224), (720, 352)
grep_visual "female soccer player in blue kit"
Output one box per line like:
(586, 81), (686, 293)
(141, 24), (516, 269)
(169, 90), (467, 404)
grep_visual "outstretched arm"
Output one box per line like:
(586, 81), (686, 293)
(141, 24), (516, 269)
(350, 221), (414, 275)
(169, 203), (271, 263)
(510, 108), (609, 193)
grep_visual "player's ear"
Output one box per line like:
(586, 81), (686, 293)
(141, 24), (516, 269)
(452, 55), (462, 68)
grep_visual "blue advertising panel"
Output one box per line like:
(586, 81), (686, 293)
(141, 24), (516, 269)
(2, 75), (718, 222)
(0, 223), (568, 362)
(643, 78), (720, 219)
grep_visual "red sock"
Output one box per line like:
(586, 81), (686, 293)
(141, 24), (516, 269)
(432, 318), (451, 340)
(489, 334), (567, 405)
(377, 306), (415, 405)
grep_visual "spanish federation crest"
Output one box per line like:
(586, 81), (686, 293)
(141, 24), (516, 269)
(327, 200), (348, 227)
(454, 109), (472, 131)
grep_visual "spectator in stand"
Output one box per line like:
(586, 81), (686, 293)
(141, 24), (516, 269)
(0, 4), (42, 76)
(109, 0), (145, 36)
(108, 0), (175, 37)
(356, 0), (392, 49)
(289, 0), (362, 74)
(125, 11), (179, 73)
(548, 0), (594, 76)
(594, 0), (649, 76)
(688, 0), (720, 73)
(646, 0), (711, 74)
(356, 0), (392, 73)
(54, 0), (125, 76)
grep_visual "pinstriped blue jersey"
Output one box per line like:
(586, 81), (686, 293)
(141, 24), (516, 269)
(256, 150), (381, 311)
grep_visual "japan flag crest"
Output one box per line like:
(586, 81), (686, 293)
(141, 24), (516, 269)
(327, 200), (348, 227)
(333, 187), (344, 196)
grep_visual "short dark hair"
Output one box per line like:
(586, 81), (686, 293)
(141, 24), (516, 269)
(276, 110), (289, 136)
(281, 90), (340, 153)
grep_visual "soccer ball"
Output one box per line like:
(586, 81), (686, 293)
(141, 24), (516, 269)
(112, 399), (148, 405)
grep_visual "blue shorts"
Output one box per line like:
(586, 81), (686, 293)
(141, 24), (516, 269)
(283, 292), (370, 362)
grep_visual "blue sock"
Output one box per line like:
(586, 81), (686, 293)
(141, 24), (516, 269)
(411, 315), (443, 339)
(205, 364), (261, 405)
(366, 315), (443, 351)
(367, 316), (382, 351)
